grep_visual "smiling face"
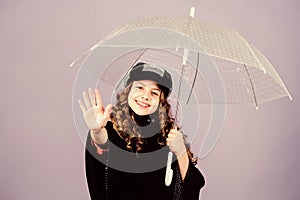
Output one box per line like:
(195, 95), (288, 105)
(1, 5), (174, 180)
(128, 80), (161, 116)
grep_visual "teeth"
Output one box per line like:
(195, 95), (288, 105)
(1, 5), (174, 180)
(136, 100), (149, 107)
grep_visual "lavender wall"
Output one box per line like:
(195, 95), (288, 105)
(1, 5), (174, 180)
(0, 0), (299, 199)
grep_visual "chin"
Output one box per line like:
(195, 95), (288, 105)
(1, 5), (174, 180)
(133, 110), (151, 116)
(131, 107), (155, 116)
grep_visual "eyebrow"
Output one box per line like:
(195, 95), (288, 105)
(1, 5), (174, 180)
(135, 81), (161, 91)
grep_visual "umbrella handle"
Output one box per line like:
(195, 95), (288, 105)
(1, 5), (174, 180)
(165, 151), (173, 186)
(165, 6), (196, 187)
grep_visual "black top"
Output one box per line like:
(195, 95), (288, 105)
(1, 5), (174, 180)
(85, 121), (205, 200)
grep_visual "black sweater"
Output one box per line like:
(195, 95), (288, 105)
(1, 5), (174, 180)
(85, 121), (205, 200)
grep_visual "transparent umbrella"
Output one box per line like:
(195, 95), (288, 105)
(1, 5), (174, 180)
(71, 15), (292, 107)
(71, 8), (292, 197)
(71, 11), (292, 158)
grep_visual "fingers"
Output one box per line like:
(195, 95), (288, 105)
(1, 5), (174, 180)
(100, 104), (112, 123)
(166, 129), (177, 145)
(166, 129), (186, 155)
(78, 88), (106, 112)
(88, 88), (96, 106)
(83, 91), (92, 109)
(167, 129), (179, 139)
(78, 100), (86, 112)
(95, 89), (103, 107)
(104, 104), (112, 118)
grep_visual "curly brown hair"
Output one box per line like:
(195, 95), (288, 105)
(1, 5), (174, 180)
(110, 82), (197, 164)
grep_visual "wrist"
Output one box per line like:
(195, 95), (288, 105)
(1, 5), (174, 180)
(90, 127), (108, 145)
(91, 126), (105, 134)
(175, 148), (187, 159)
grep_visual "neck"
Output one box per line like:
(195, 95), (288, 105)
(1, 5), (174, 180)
(130, 108), (152, 126)
(129, 107), (162, 138)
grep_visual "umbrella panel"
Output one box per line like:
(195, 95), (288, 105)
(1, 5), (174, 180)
(98, 47), (288, 107)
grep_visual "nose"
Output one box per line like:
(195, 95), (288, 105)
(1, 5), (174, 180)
(141, 89), (151, 100)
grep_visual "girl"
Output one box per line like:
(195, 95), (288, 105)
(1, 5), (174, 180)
(78, 62), (205, 200)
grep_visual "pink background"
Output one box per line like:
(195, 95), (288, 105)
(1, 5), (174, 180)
(0, 0), (299, 199)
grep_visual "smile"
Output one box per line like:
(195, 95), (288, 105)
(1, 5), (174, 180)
(135, 100), (150, 108)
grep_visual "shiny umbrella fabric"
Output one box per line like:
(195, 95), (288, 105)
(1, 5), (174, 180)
(72, 16), (292, 108)
(71, 15), (292, 162)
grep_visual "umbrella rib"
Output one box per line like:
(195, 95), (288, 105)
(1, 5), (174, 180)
(113, 48), (149, 92)
(243, 64), (258, 108)
(186, 52), (200, 105)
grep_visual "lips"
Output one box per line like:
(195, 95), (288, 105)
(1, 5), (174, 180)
(135, 100), (150, 108)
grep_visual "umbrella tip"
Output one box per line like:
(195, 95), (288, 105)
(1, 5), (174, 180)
(253, 103), (259, 110)
(69, 60), (76, 68)
(90, 44), (98, 51)
(189, 7), (195, 18)
(263, 68), (267, 74)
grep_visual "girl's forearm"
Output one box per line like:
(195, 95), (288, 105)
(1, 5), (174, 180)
(176, 151), (189, 181)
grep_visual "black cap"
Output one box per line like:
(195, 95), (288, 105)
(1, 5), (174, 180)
(125, 62), (172, 97)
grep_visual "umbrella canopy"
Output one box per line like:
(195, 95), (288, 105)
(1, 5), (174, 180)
(72, 15), (293, 163)
(72, 15), (292, 161)
(72, 16), (292, 108)
(72, 13), (293, 199)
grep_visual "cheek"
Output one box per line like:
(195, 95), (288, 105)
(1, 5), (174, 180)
(152, 98), (160, 108)
(127, 89), (136, 101)
(127, 93), (135, 108)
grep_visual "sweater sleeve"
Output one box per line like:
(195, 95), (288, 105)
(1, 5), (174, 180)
(85, 121), (121, 200)
(182, 160), (205, 199)
(85, 131), (108, 200)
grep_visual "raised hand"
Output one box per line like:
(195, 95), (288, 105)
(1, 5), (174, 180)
(78, 88), (112, 131)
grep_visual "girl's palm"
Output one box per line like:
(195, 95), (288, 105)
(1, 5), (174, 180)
(78, 88), (112, 131)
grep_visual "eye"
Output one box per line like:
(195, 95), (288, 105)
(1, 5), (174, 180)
(151, 90), (160, 96)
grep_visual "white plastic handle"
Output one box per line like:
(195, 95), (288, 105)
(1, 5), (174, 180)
(165, 152), (173, 186)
